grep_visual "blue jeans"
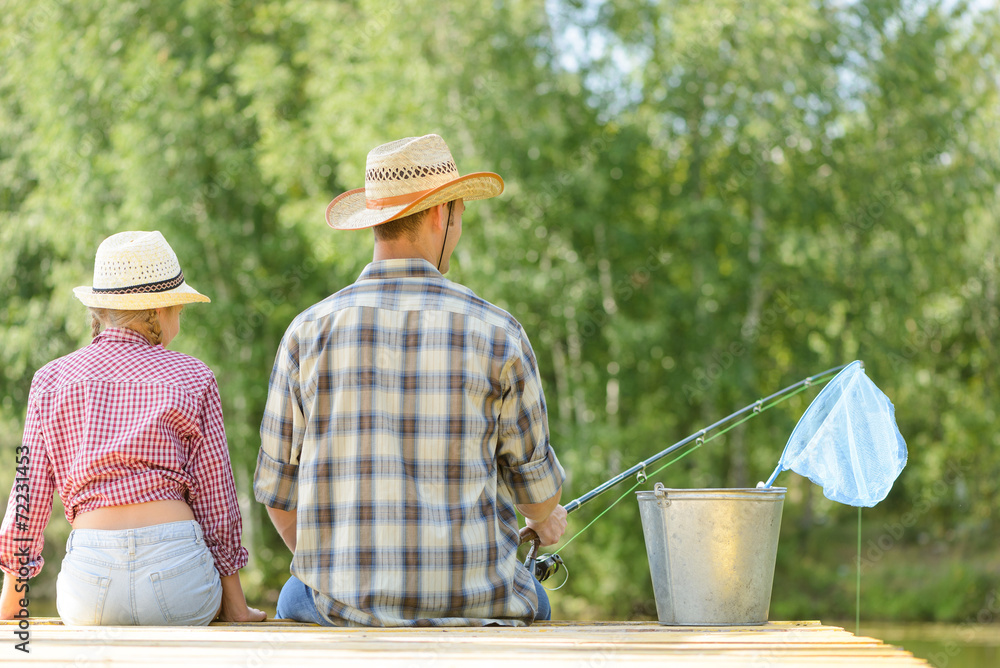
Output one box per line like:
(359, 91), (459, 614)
(56, 520), (222, 626)
(535, 578), (552, 620)
(276, 575), (552, 625)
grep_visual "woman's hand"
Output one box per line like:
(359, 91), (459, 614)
(215, 572), (267, 623)
(216, 603), (267, 623)
(0, 575), (25, 620)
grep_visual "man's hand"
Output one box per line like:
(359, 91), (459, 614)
(517, 489), (567, 547)
(524, 504), (568, 547)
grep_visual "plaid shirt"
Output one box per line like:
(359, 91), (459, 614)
(0, 327), (249, 578)
(255, 259), (564, 627)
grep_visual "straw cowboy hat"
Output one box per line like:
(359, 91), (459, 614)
(73, 231), (210, 309)
(325, 134), (504, 230)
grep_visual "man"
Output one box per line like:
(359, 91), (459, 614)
(255, 134), (567, 627)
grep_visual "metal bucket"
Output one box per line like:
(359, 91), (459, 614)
(636, 484), (785, 625)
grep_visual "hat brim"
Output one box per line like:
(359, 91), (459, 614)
(325, 172), (504, 230)
(73, 282), (211, 309)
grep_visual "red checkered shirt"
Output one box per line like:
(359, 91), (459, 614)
(0, 327), (249, 578)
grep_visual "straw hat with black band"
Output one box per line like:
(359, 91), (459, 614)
(74, 231), (210, 310)
(325, 134), (504, 270)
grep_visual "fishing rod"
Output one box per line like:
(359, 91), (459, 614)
(520, 363), (849, 582)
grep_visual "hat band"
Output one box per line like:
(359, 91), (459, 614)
(366, 187), (436, 210)
(92, 270), (185, 295)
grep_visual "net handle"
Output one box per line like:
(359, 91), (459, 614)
(761, 360), (863, 489)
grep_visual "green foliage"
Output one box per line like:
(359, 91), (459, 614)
(772, 517), (1000, 623)
(1, 0), (997, 621)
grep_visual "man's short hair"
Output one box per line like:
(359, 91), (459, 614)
(374, 208), (430, 242)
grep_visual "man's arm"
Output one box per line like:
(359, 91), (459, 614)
(266, 506), (298, 553)
(501, 328), (568, 547)
(517, 488), (567, 547)
(256, 332), (304, 557)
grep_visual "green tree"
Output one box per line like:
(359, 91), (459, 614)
(1, 0), (997, 622)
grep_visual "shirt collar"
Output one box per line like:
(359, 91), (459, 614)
(357, 258), (444, 282)
(94, 327), (155, 346)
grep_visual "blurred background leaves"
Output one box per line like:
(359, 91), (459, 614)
(1, 0), (998, 621)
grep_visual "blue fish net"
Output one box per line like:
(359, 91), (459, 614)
(764, 361), (907, 507)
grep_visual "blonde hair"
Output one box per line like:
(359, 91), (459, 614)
(90, 307), (165, 346)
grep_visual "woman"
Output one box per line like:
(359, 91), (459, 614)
(0, 231), (265, 625)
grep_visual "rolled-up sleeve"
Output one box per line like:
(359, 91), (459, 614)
(0, 398), (55, 579)
(254, 332), (304, 511)
(187, 376), (249, 576)
(496, 330), (565, 505)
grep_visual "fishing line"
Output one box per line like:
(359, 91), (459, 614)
(541, 560), (570, 591)
(552, 380), (820, 556)
(856, 507), (862, 636)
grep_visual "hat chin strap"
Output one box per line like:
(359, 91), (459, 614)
(436, 202), (454, 272)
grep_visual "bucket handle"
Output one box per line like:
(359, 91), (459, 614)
(653, 482), (670, 506)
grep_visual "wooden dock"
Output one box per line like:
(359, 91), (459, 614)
(2, 618), (928, 666)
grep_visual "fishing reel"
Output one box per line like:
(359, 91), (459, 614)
(533, 552), (564, 582)
(520, 528), (565, 583)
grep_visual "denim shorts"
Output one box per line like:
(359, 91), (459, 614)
(56, 520), (223, 626)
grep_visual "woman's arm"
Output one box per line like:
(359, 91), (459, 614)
(187, 377), (251, 578)
(0, 400), (56, 619)
(216, 572), (266, 623)
(187, 376), (263, 622)
(0, 573), (25, 620)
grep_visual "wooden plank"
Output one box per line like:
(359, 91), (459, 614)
(18, 621), (903, 647)
(0, 619), (929, 667)
(12, 643), (931, 668)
